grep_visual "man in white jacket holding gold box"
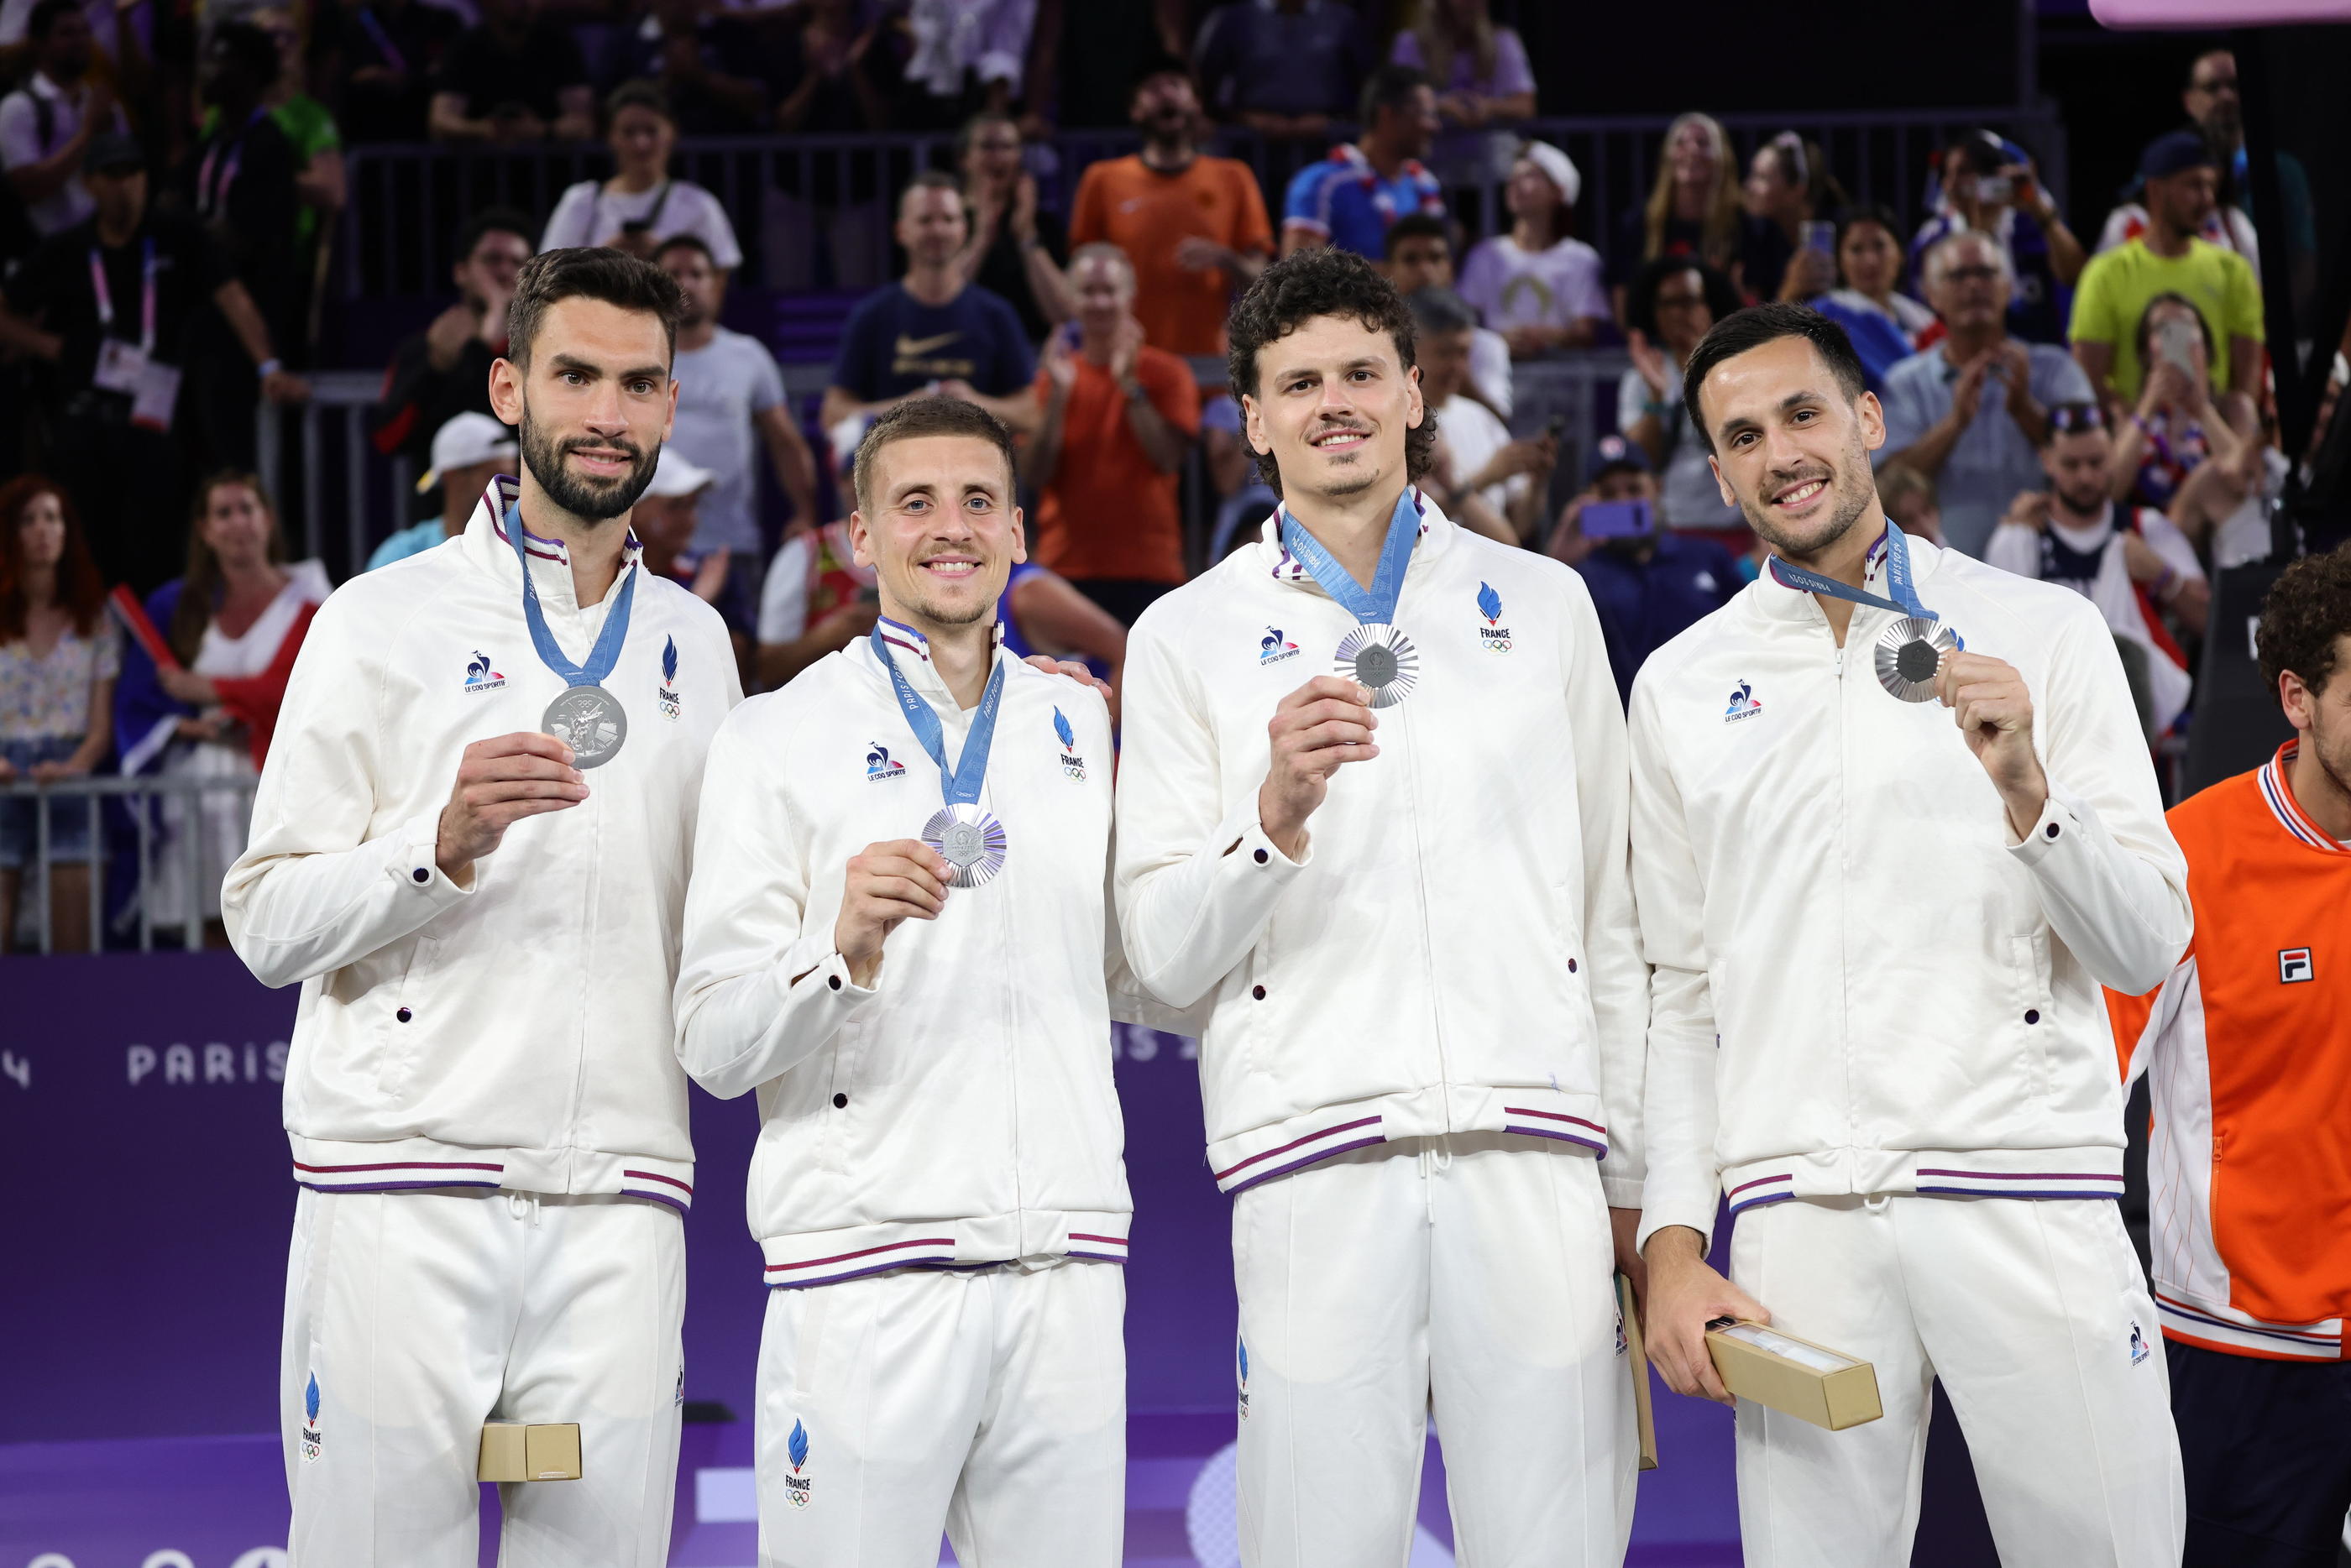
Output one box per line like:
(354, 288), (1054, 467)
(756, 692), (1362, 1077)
(674, 396), (1177, 1568)
(1115, 246), (1646, 1565)
(1633, 302), (2191, 1567)
(223, 248), (740, 1566)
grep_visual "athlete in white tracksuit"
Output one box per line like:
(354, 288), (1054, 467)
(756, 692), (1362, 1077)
(223, 253), (739, 1566)
(1117, 248), (1644, 1566)
(1632, 306), (2191, 1567)
(674, 400), (1184, 1568)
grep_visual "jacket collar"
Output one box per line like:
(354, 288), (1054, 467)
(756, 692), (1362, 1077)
(460, 473), (642, 616)
(2260, 740), (2351, 856)
(1252, 487), (1453, 598)
(862, 611), (1007, 709)
(1752, 520), (1946, 626)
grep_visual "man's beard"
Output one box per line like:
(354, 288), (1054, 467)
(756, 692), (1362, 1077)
(1739, 445), (1876, 562)
(2309, 699), (2351, 809)
(900, 553), (994, 627)
(520, 404), (659, 521)
(2055, 483), (2109, 520)
(1141, 107), (1189, 148)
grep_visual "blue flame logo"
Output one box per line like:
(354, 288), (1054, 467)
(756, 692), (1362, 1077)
(788, 1419), (810, 1472)
(1237, 1340), (1248, 1385)
(1053, 708), (1075, 751)
(662, 635), (678, 685)
(1476, 582), (1503, 624)
(305, 1373), (320, 1423)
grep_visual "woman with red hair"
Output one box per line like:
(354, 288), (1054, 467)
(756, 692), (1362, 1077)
(0, 476), (118, 950)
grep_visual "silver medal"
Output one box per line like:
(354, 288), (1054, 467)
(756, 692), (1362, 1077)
(542, 684), (628, 766)
(1874, 617), (1960, 703)
(1334, 623), (1419, 708)
(922, 802), (1008, 889)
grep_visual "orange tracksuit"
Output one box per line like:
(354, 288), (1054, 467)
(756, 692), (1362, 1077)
(2108, 740), (2351, 1359)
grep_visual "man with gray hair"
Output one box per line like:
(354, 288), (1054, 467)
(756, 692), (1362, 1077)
(1406, 285), (1552, 544)
(1877, 229), (2095, 557)
(1023, 239), (1200, 624)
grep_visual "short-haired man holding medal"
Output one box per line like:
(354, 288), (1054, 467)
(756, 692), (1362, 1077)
(223, 248), (740, 1566)
(1114, 246), (1647, 1564)
(1631, 302), (2191, 1567)
(673, 395), (1176, 1567)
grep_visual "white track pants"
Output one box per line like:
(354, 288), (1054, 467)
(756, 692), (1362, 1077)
(280, 1188), (685, 1568)
(1233, 1134), (1634, 1568)
(755, 1257), (1127, 1568)
(1728, 1194), (2185, 1568)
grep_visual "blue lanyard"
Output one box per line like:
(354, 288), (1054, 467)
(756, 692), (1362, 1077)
(1277, 489), (1420, 625)
(1766, 519), (1959, 644)
(504, 504), (637, 687)
(870, 623), (1005, 808)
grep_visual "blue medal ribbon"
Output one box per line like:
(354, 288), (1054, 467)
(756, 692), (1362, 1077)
(1765, 519), (1961, 646)
(1277, 489), (1421, 626)
(870, 623), (1006, 808)
(504, 504), (639, 687)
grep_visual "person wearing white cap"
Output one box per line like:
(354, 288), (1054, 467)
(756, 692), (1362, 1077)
(366, 411), (520, 570)
(1457, 141), (1610, 358)
(634, 446), (732, 609)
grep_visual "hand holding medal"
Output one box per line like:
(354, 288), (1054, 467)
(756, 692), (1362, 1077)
(1933, 650), (2050, 839)
(835, 838), (954, 988)
(1257, 675), (1380, 860)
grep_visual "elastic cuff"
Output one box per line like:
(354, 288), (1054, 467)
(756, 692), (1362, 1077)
(1600, 1175), (1647, 1210)
(1634, 1204), (1716, 1258)
(393, 814), (476, 899)
(2005, 788), (2081, 861)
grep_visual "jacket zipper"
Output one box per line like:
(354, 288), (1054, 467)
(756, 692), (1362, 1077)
(1397, 636), (1451, 1121)
(1833, 628), (1856, 1170)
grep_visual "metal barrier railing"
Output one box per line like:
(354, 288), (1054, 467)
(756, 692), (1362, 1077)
(261, 355), (1634, 581)
(338, 107), (2066, 299)
(0, 774), (259, 955)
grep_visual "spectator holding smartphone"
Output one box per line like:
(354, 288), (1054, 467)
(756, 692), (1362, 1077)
(1560, 437), (1737, 705)
(2071, 132), (2264, 438)
(1909, 129), (2085, 346)
(0, 475), (116, 951)
(1737, 130), (1840, 305)
(540, 83), (741, 269)
(2108, 292), (2244, 514)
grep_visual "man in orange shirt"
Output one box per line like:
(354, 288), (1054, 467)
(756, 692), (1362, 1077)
(2108, 548), (2351, 1568)
(1022, 242), (1200, 625)
(1068, 58), (1272, 358)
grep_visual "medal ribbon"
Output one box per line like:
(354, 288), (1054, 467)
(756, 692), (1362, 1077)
(88, 239), (157, 354)
(1277, 489), (1420, 626)
(1765, 520), (1961, 645)
(870, 624), (1005, 809)
(503, 504), (638, 687)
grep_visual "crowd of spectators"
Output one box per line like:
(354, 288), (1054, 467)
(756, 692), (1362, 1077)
(0, 8), (2333, 950)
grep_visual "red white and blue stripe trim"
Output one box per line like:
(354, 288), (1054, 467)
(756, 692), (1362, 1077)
(620, 1168), (694, 1213)
(1725, 1173), (1795, 1215)
(766, 1236), (961, 1288)
(294, 1158), (506, 1193)
(1214, 1114), (1386, 1194)
(2260, 741), (2350, 855)
(1066, 1231), (1131, 1264)
(1501, 1106), (1608, 1156)
(2155, 1289), (2345, 1360)
(1914, 1168), (2126, 1200)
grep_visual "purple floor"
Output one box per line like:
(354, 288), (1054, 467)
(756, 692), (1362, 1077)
(0, 1399), (1740, 1568)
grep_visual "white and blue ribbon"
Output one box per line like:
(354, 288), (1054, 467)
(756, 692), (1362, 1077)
(1766, 519), (1961, 646)
(505, 504), (638, 687)
(870, 622), (1004, 809)
(1277, 489), (1421, 627)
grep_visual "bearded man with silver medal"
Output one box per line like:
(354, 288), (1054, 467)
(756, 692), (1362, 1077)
(222, 250), (741, 1568)
(1630, 305), (2189, 1568)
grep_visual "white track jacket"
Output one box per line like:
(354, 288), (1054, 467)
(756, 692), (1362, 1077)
(674, 624), (1186, 1285)
(1628, 530), (2191, 1250)
(223, 478), (741, 1208)
(1114, 500), (1647, 1205)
